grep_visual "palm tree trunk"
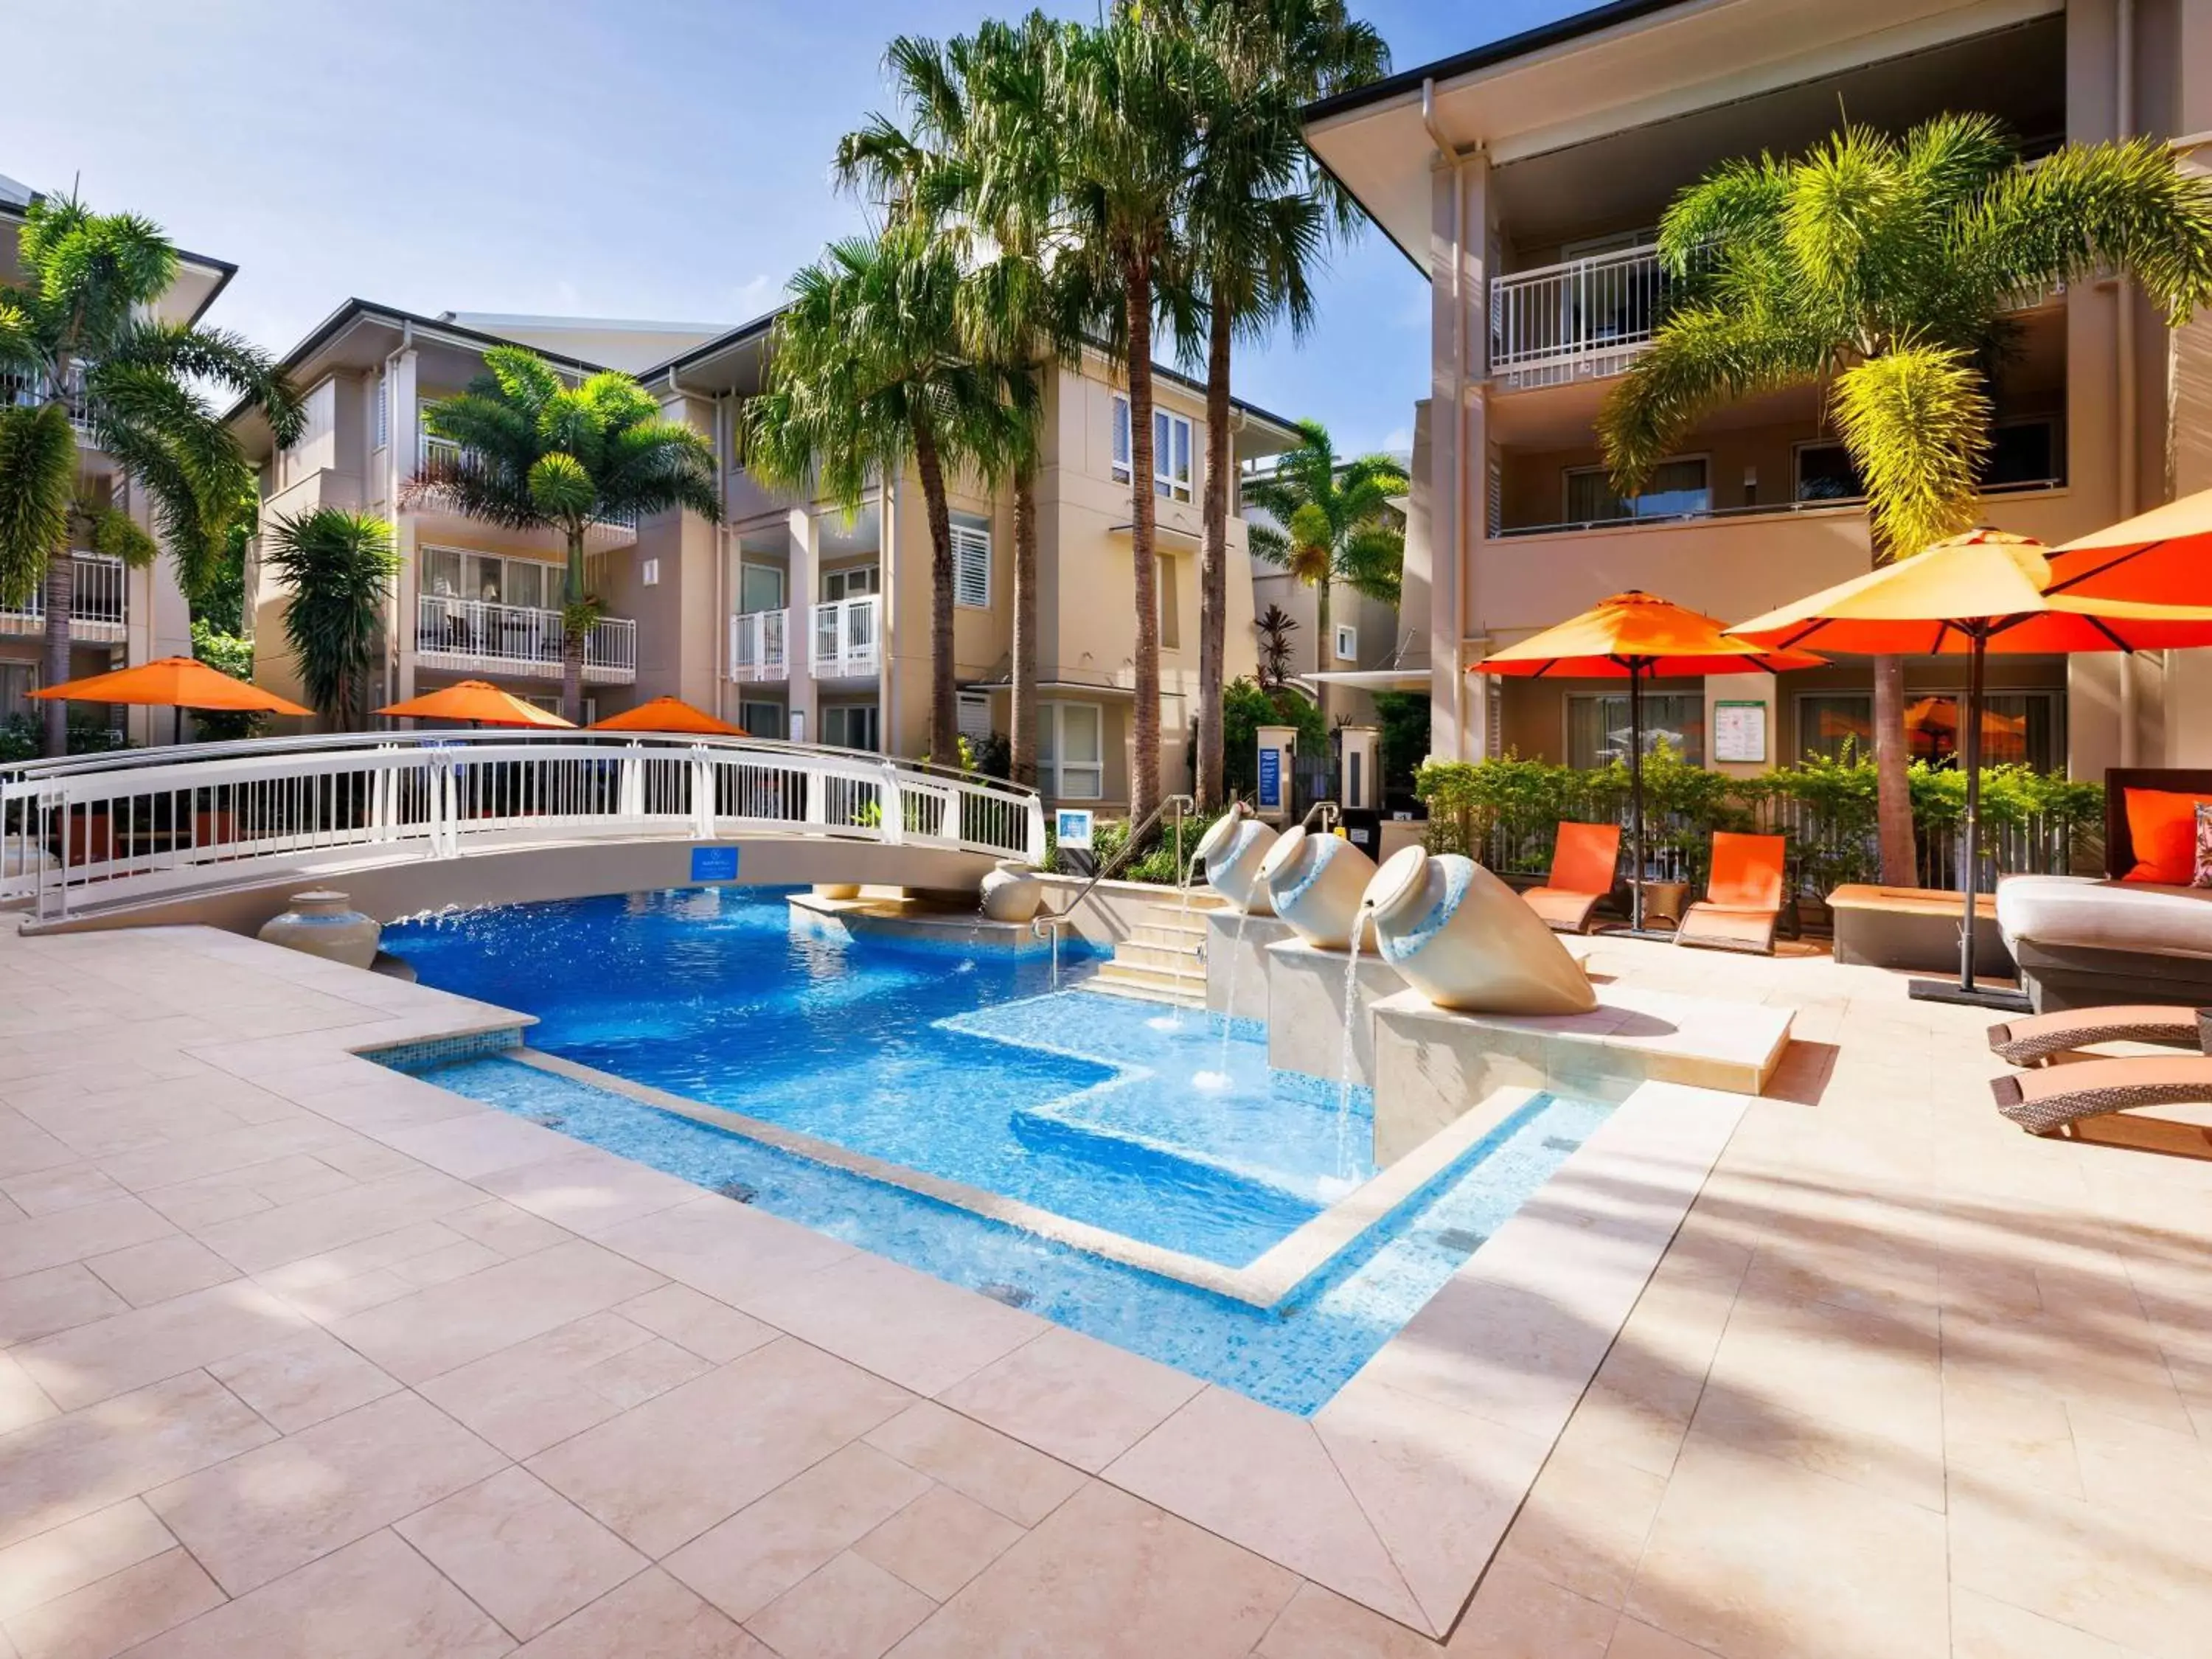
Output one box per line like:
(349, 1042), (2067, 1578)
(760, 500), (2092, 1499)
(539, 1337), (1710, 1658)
(560, 529), (588, 726)
(1313, 576), (1332, 729)
(1872, 653), (1916, 883)
(1011, 462), (1039, 789)
(1124, 262), (1162, 833)
(41, 546), (74, 758)
(912, 417), (959, 766)
(1196, 297), (1232, 813)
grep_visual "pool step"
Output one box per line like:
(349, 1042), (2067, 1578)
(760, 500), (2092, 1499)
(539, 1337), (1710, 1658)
(1092, 897), (1211, 1007)
(1086, 961), (1208, 1009)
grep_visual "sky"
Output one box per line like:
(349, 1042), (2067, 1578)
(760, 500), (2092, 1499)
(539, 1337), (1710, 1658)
(2, 0), (1591, 459)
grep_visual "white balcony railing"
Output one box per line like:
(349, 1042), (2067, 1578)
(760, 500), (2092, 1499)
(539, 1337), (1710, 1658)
(417, 427), (636, 532)
(730, 608), (790, 681)
(415, 594), (638, 684)
(812, 595), (880, 678)
(0, 554), (130, 641)
(2, 365), (94, 436)
(1490, 243), (1672, 389)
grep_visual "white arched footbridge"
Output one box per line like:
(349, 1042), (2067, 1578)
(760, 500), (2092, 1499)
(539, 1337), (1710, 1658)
(0, 731), (1046, 931)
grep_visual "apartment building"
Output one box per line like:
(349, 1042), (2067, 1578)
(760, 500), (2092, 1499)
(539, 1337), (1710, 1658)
(1304, 0), (2212, 779)
(233, 300), (1298, 811)
(0, 174), (225, 740)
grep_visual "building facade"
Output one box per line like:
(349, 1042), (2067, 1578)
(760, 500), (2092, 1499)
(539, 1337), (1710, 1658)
(0, 175), (227, 742)
(232, 302), (1296, 813)
(1304, 0), (2212, 780)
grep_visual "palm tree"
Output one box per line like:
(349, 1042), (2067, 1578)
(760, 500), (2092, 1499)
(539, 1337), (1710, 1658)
(1057, 13), (1213, 830)
(412, 348), (720, 723)
(745, 226), (1032, 763)
(1600, 116), (2212, 883)
(1245, 419), (1405, 717)
(836, 15), (1086, 788)
(261, 509), (398, 729)
(1156, 0), (1388, 809)
(0, 193), (301, 754)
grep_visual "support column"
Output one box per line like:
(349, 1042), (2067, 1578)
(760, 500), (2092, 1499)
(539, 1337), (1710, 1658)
(787, 507), (819, 744)
(389, 348), (420, 711)
(1426, 155), (1464, 761)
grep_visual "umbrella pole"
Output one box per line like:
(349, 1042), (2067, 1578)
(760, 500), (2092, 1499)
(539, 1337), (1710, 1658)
(1630, 664), (1646, 933)
(1910, 627), (2027, 1010)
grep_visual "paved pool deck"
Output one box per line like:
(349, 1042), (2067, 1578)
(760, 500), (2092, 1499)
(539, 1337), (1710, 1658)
(0, 919), (2208, 1658)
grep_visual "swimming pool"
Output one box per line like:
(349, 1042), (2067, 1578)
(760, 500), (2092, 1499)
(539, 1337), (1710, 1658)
(383, 888), (1612, 1413)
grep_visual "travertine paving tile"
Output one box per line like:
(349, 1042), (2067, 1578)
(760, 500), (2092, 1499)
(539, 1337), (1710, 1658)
(613, 1284), (777, 1366)
(936, 1326), (1201, 1473)
(395, 1467), (647, 1641)
(591, 1196), (854, 1307)
(204, 1328), (401, 1433)
(0, 1355), (55, 1437)
(0, 1371), (276, 1550)
(853, 1484), (1023, 1601)
(1449, 1562), (1618, 1657)
(124, 1528), (512, 1659)
(327, 1239), (664, 1384)
(375, 1112), (580, 1182)
(414, 1312), (661, 1460)
(664, 1443), (933, 1622)
(81, 1237), (237, 1308)
(884, 1481), (1297, 1659)
(0, 1269), (123, 1349)
(0, 1498), (174, 1619)
(513, 1567), (768, 1658)
(15, 1283), (308, 1412)
(746, 1550), (933, 1659)
(475, 1147), (706, 1237)
(1253, 1582), (1444, 1659)
(1, 1546), (223, 1659)
(1490, 1447), (1668, 1609)
(0, 1200), (175, 1283)
(864, 1402), (1085, 1529)
(1947, 1585), (2150, 1658)
(529, 1338), (912, 1557)
(192, 1169), (487, 1276)
(0, 1166), (125, 1220)
(145, 1391), (506, 1594)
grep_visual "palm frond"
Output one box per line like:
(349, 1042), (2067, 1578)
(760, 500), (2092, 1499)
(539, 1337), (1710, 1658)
(1599, 307), (1829, 493)
(1830, 344), (1990, 560)
(262, 509), (397, 726)
(0, 403), (74, 606)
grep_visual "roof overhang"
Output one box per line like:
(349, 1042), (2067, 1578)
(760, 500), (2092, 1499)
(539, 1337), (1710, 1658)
(1302, 0), (2063, 273)
(1301, 669), (1434, 690)
(0, 200), (235, 328)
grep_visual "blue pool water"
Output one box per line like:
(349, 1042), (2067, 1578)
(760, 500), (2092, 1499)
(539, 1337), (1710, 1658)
(384, 888), (1612, 1414)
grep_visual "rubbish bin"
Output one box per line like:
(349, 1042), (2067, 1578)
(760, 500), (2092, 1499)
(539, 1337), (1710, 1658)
(1338, 808), (1385, 860)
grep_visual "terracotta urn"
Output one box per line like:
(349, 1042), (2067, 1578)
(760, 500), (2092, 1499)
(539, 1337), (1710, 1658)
(1194, 812), (1279, 915)
(1362, 848), (1596, 1015)
(979, 860), (1043, 924)
(256, 889), (381, 971)
(1259, 827), (1377, 951)
(814, 883), (863, 901)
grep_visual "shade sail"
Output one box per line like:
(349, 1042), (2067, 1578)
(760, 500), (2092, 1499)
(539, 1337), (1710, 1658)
(1727, 529), (2212, 655)
(2045, 487), (2212, 604)
(32, 656), (311, 715)
(1473, 591), (1826, 678)
(376, 681), (574, 728)
(588, 697), (746, 736)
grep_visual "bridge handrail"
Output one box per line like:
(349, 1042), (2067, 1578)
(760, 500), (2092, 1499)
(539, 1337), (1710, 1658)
(0, 730), (1046, 922)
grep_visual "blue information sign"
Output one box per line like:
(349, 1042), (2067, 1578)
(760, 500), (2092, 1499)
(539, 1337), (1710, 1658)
(1257, 746), (1282, 810)
(690, 845), (740, 882)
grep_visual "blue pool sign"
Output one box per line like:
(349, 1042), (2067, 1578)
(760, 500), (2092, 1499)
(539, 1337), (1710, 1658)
(690, 845), (740, 882)
(1257, 746), (1282, 811)
(1055, 808), (1094, 850)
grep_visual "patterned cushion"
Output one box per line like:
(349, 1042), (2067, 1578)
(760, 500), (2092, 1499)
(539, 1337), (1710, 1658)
(2197, 804), (2212, 888)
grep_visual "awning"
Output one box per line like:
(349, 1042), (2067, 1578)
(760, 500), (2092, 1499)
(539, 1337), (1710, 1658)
(1301, 668), (1433, 690)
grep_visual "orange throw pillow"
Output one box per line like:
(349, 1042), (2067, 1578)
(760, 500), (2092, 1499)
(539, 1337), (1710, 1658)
(2122, 787), (2212, 886)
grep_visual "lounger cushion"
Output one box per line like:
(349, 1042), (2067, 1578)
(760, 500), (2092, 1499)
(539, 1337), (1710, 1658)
(1997, 874), (2212, 962)
(2120, 787), (2212, 884)
(1677, 902), (1778, 953)
(1523, 886), (1602, 932)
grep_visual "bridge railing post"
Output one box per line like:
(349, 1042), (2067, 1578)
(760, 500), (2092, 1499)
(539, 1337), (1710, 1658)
(618, 749), (644, 821)
(879, 762), (904, 846)
(689, 747), (715, 838)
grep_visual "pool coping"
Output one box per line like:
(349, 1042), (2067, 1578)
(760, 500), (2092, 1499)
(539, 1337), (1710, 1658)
(481, 1043), (1548, 1310)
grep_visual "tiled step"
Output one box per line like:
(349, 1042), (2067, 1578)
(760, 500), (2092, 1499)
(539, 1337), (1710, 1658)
(1132, 923), (1208, 950)
(1088, 962), (1208, 1008)
(1113, 941), (1204, 974)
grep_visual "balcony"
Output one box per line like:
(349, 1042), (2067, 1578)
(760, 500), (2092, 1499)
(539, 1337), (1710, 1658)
(3, 364), (94, 437)
(414, 594), (637, 684)
(417, 428), (636, 539)
(729, 608), (790, 682)
(0, 554), (130, 642)
(1489, 243), (1674, 389)
(811, 595), (880, 679)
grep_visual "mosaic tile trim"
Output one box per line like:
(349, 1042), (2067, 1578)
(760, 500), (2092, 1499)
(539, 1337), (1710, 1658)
(1269, 1066), (1376, 1113)
(364, 1026), (525, 1074)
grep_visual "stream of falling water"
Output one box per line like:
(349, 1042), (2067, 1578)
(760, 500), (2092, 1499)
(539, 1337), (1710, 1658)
(1157, 849), (1205, 1032)
(1210, 908), (1253, 1082)
(1333, 917), (1368, 1177)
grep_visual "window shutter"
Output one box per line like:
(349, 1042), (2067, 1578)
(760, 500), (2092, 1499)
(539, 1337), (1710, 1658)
(953, 524), (992, 608)
(959, 692), (992, 741)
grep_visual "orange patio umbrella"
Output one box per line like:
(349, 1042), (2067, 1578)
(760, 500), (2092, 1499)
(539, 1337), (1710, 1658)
(2045, 487), (2212, 603)
(376, 681), (574, 728)
(588, 696), (746, 737)
(1728, 527), (2212, 1004)
(33, 655), (311, 743)
(1473, 591), (1826, 932)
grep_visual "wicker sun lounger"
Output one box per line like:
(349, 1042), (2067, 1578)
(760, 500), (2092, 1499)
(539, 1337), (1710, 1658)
(1986, 1005), (2211, 1068)
(1990, 1057), (2212, 1158)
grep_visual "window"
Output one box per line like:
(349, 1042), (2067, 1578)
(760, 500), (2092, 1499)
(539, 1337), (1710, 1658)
(823, 703), (880, 751)
(1795, 442), (1863, 503)
(0, 661), (35, 722)
(1566, 692), (1705, 768)
(1156, 554), (1179, 651)
(958, 692), (992, 742)
(1040, 702), (1104, 799)
(1796, 693), (1874, 762)
(421, 548), (556, 611)
(523, 692), (597, 723)
(1983, 417), (2059, 490)
(1564, 458), (1709, 524)
(640, 558), (661, 587)
(823, 565), (879, 602)
(1110, 394), (1194, 501)
(740, 563), (785, 614)
(1795, 689), (2060, 771)
(374, 371), (389, 451)
(1334, 622), (1358, 664)
(739, 699), (784, 738)
(952, 515), (991, 608)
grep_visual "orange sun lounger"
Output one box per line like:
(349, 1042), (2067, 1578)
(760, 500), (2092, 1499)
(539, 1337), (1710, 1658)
(1674, 832), (1787, 954)
(1522, 821), (1621, 933)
